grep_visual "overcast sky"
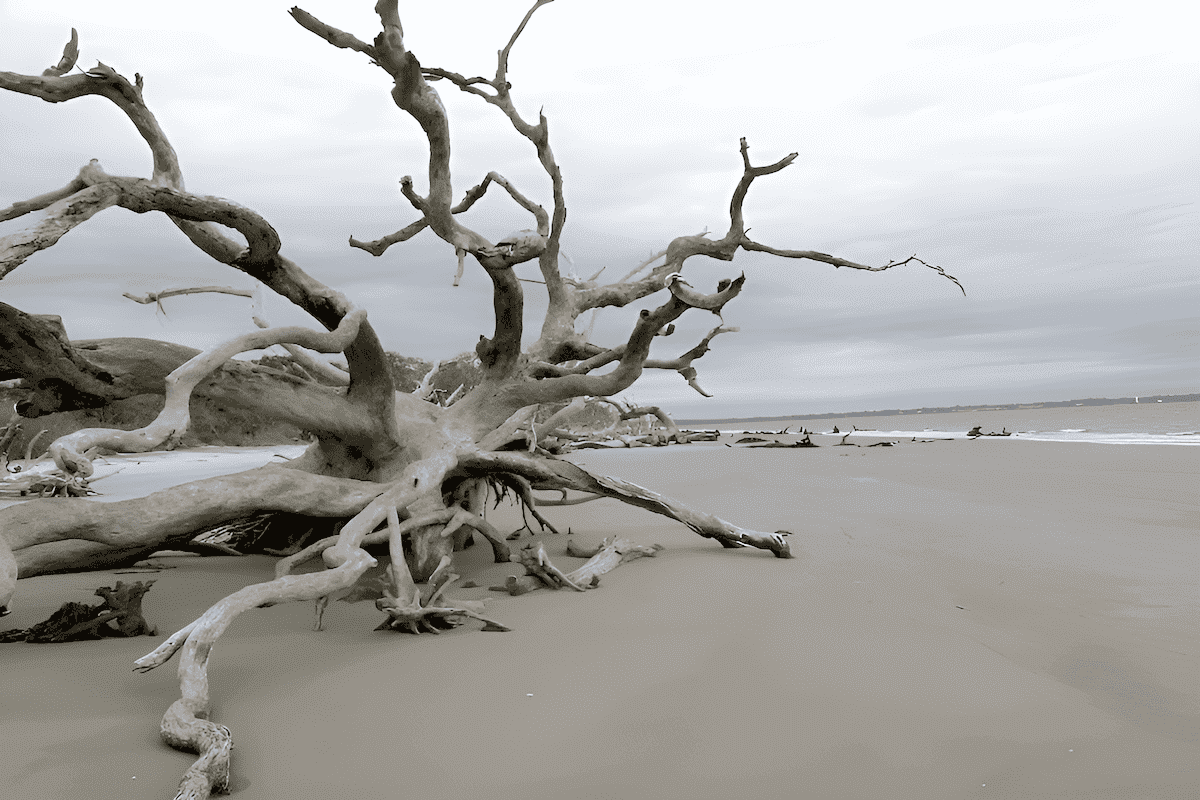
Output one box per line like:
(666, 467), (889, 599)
(1, 0), (1196, 418)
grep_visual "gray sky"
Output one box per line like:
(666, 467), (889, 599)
(1, 0), (1196, 418)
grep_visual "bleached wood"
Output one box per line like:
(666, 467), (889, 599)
(47, 310), (366, 477)
(251, 315), (351, 387)
(0, 13), (961, 798)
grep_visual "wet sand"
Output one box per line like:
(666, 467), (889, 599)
(2, 439), (1197, 799)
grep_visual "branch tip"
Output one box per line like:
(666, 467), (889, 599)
(43, 28), (79, 77)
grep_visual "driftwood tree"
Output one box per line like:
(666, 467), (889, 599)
(0, 4), (962, 798)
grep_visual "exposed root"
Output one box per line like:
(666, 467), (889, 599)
(190, 512), (334, 557)
(512, 540), (588, 591)
(530, 489), (604, 507)
(0, 422), (19, 460)
(462, 451), (794, 558)
(509, 475), (559, 533)
(374, 506), (509, 633)
(0, 464), (96, 498)
(276, 507), (511, 586)
(495, 536), (662, 596)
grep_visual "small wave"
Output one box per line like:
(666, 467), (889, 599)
(1014, 431), (1200, 446)
(1059, 429), (1088, 433)
(826, 430), (1200, 445)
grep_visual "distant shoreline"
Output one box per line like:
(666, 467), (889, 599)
(679, 392), (1200, 425)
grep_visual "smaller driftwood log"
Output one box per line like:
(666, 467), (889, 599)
(0, 579), (157, 643)
(494, 537), (663, 596)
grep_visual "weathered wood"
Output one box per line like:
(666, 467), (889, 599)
(0, 579), (156, 643)
(47, 311), (367, 478)
(0, 4), (959, 796)
(464, 451), (793, 558)
(494, 537), (662, 596)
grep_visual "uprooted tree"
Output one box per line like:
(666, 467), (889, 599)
(0, 4), (963, 798)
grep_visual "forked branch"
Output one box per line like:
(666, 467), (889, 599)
(575, 138), (963, 317)
(350, 170), (548, 259)
(644, 324), (740, 397)
(513, 274), (745, 406)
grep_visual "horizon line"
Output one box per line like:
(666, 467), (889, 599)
(677, 392), (1200, 424)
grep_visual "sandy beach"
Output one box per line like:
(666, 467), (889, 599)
(1, 438), (1197, 799)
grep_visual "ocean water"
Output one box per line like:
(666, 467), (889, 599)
(701, 400), (1200, 446)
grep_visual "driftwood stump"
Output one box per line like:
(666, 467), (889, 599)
(0, 580), (157, 643)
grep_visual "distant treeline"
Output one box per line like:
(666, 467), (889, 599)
(680, 393), (1200, 425)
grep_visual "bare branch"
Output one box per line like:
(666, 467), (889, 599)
(60, 162), (282, 264)
(510, 275), (744, 405)
(474, 404), (538, 451)
(474, 266), (524, 373)
(288, 8), (378, 59)
(0, 182), (121, 280)
(351, 171), (547, 258)
(574, 138), (962, 321)
(349, 218), (428, 256)
(598, 400), (684, 441)
(293, 4), (556, 378)
(483, 172), (550, 235)
(411, 361), (441, 402)
(421, 66), (495, 99)
(496, 0), (556, 92)
(122, 286), (254, 305)
(643, 324), (739, 397)
(1, 34), (403, 437)
(527, 321), (681, 379)
(251, 315), (351, 387)
(48, 311), (369, 477)
(740, 243), (967, 295)
(42, 28), (79, 77)
(616, 248), (669, 284)
(528, 346), (621, 378)
(0, 173), (88, 223)
(531, 397), (586, 439)
(425, 2), (567, 300)
(0, 62), (182, 186)
(664, 272), (744, 313)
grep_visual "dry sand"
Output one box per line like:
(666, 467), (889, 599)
(1, 438), (1197, 799)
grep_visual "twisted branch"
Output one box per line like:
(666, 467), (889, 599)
(349, 170), (548, 259)
(576, 139), (963, 317)
(47, 310), (368, 477)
